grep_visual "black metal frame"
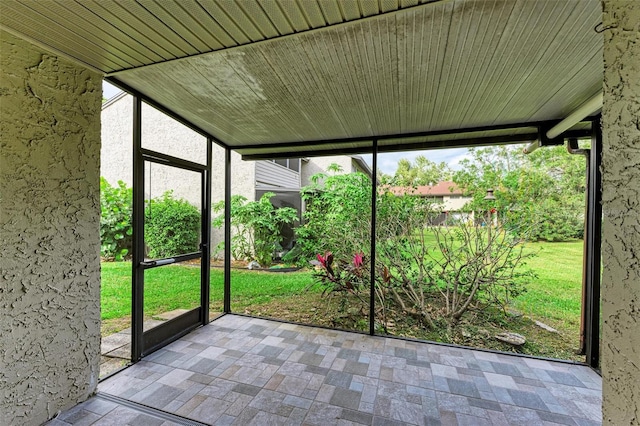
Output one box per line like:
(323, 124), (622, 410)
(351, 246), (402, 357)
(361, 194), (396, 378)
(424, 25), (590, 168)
(369, 140), (378, 336)
(123, 83), (602, 369)
(224, 148), (232, 313)
(584, 118), (603, 369)
(142, 149), (209, 172)
(237, 121), (549, 150)
(132, 95), (144, 361)
(566, 121), (603, 370)
(201, 138), (213, 325)
(130, 95), (212, 360)
(239, 125), (592, 160)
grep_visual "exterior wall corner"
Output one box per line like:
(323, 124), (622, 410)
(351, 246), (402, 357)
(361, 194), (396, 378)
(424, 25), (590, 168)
(0, 30), (102, 425)
(600, 1), (640, 424)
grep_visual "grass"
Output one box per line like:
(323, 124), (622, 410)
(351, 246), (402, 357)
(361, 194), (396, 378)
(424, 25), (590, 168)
(100, 262), (314, 320)
(510, 239), (584, 352)
(101, 262), (199, 320)
(101, 239), (584, 360)
(224, 270), (315, 311)
(516, 240), (584, 323)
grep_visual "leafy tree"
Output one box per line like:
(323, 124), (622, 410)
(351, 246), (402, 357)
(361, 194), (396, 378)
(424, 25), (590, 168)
(297, 166), (372, 263)
(212, 192), (298, 267)
(392, 155), (452, 186)
(453, 145), (586, 241)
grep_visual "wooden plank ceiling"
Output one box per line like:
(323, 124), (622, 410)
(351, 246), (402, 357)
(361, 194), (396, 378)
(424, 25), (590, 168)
(0, 0), (602, 156)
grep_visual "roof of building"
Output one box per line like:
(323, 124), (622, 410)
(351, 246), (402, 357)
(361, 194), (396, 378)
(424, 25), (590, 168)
(349, 155), (373, 177)
(387, 181), (464, 197)
(102, 90), (127, 110)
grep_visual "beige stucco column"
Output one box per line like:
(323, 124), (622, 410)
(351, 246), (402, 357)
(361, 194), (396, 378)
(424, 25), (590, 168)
(601, 1), (640, 424)
(0, 31), (102, 425)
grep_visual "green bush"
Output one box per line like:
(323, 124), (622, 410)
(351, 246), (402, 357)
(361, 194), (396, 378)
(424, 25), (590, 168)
(212, 192), (298, 267)
(297, 168), (372, 263)
(300, 169), (535, 331)
(100, 177), (133, 261)
(145, 191), (201, 258)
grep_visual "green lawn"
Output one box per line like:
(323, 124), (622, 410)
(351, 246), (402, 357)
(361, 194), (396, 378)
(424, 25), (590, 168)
(515, 240), (584, 326)
(101, 240), (584, 347)
(100, 262), (315, 320)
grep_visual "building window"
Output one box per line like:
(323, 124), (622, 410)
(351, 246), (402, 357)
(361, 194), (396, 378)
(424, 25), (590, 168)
(271, 158), (300, 172)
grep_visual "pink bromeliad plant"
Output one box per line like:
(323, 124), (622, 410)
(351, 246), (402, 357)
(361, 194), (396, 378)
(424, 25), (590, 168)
(316, 252), (335, 279)
(353, 252), (364, 268)
(314, 251), (367, 295)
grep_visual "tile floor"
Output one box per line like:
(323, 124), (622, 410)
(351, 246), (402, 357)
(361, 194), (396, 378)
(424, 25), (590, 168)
(48, 314), (602, 425)
(100, 312), (192, 378)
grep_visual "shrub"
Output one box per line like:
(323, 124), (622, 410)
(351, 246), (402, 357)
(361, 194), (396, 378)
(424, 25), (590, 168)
(100, 177), (133, 261)
(297, 168), (372, 263)
(421, 220), (535, 331)
(303, 171), (536, 331)
(145, 191), (201, 258)
(212, 192), (298, 267)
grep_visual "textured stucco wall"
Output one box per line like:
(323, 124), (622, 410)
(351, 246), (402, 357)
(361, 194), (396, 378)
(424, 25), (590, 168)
(601, 1), (640, 424)
(0, 31), (102, 425)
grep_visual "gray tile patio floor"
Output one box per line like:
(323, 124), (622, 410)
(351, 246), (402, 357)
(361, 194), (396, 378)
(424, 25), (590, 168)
(100, 311), (192, 378)
(48, 314), (602, 425)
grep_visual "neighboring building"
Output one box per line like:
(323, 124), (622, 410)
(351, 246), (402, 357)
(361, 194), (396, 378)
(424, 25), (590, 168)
(101, 92), (372, 256)
(387, 181), (473, 224)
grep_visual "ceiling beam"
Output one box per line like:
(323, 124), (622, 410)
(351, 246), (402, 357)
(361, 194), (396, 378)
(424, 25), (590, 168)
(240, 129), (592, 160)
